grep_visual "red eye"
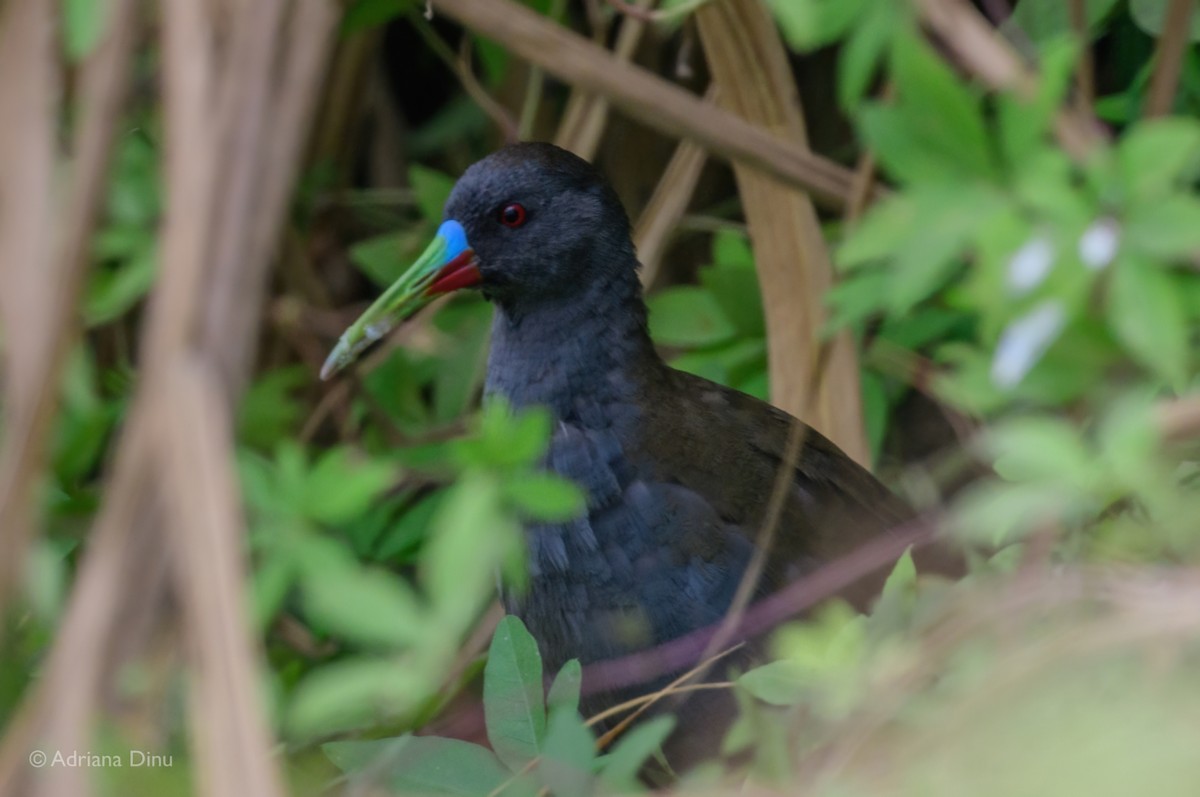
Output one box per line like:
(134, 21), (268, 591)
(499, 203), (527, 228)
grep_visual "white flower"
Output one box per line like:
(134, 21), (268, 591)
(991, 301), (1067, 389)
(1007, 235), (1055, 293)
(1078, 217), (1120, 271)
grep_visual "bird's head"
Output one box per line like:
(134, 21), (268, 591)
(321, 142), (637, 380)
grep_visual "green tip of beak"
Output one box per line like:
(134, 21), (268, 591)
(319, 220), (475, 381)
(319, 323), (389, 381)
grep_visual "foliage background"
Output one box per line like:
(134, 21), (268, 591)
(1, 0), (1199, 795)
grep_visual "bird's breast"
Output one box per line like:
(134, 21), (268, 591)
(504, 417), (754, 673)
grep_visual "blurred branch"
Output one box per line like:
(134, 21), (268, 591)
(1144, 0), (1195, 118)
(555, 0), (652, 159)
(0, 0), (136, 624)
(915, 0), (1106, 160)
(1157, 394), (1200, 443)
(431, 0), (883, 210)
(408, 9), (519, 143)
(633, 88), (712, 288)
(0, 1), (338, 795)
(1067, 0), (1094, 108)
(160, 358), (284, 797)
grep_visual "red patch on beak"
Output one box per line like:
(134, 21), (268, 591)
(427, 250), (482, 295)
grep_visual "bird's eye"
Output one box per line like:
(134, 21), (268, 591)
(498, 203), (528, 228)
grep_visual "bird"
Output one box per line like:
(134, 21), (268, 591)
(321, 142), (936, 766)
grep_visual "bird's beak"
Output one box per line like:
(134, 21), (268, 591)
(319, 220), (480, 380)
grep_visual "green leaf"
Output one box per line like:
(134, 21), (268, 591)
(712, 229), (754, 268)
(288, 658), (425, 739)
(951, 481), (1079, 546)
(996, 37), (1079, 164)
(431, 298), (494, 423)
(860, 369), (890, 462)
(597, 715), (675, 790)
(1118, 118), (1200, 200)
(237, 366), (308, 451)
(540, 708), (596, 797)
(469, 401), (554, 469)
(547, 660), (582, 715)
(875, 547), (917, 619)
(375, 490), (444, 562)
(1008, 0), (1120, 42)
(422, 474), (523, 628)
(1107, 259), (1189, 388)
(342, 0), (416, 34)
(107, 134), (160, 225)
(772, 603), (866, 677)
(410, 164), (456, 224)
(859, 105), (957, 185)
(888, 36), (995, 180)
(504, 474), (586, 522)
(879, 308), (970, 351)
(647, 286), (737, 347)
(301, 563), (425, 649)
(766, 0), (867, 50)
(838, 4), (898, 110)
(739, 660), (809, 706)
(699, 260), (765, 338)
(324, 735), (522, 797)
(62, 0), (108, 61)
(85, 249), (157, 325)
(484, 616), (547, 771)
(985, 416), (1099, 492)
(884, 187), (1005, 315)
(250, 555), (293, 630)
(826, 271), (891, 331)
(52, 347), (117, 483)
(301, 449), (398, 526)
(25, 540), (68, 621)
(838, 194), (919, 270)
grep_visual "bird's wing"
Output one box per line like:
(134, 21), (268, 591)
(635, 368), (914, 583)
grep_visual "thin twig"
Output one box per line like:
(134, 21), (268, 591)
(1068, 0), (1094, 109)
(915, 0), (1104, 160)
(554, 0), (655, 158)
(592, 647), (744, 749)
(581, 516), (938, 694)
(431, 0), (883, 209)
(1145, 0), (1196, 118)
(408, 8), (519, 142)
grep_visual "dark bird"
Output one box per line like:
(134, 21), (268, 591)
(322, 142), (934, 765)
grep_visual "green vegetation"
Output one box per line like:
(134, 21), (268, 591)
(3, 0), (1200, 795)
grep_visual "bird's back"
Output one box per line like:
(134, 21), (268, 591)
(507, 358), (915, 671)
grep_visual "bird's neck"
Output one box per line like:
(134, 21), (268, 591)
(484, 271), (660, 421)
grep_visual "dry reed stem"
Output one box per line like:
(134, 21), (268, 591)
(1144, 0), (1195, 118)
(160, 358), (285, 797)
(554, 0), (652, 158)
(0, 2), (336, 795)
(634, 128), (709, 288)
(431, 0), (882, 210)
(1068, 0), (1094, 108)
(695, 0), (869, 464)
(0, 0), (135, 619)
